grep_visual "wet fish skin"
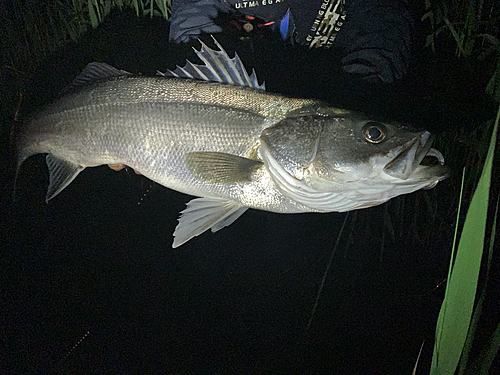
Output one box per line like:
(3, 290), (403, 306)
(15, 39), (448, 247)
(17, 75), (322, 211)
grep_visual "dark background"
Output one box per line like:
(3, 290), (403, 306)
(1, 5), (498, 375)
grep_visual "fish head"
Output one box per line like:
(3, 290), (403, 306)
(259, 112), (448, 212)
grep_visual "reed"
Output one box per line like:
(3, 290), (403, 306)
(430, 105), (498, 374)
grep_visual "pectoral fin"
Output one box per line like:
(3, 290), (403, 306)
(173, 197), (248, 248)
(185, 152), (263, 184)
(45, 154), (84, 202)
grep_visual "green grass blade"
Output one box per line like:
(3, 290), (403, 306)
(412, 341), (426, 375)
(87, 0), (99, 28)
(473, 199), (499, 374)
(430, 105), (499, 375)
(480, 320), (500, 373)
(458, 194), (499, 374)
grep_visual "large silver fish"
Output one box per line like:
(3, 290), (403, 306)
(15, 39), (448, 247)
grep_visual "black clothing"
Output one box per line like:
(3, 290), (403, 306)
(169, 0), (413, 83)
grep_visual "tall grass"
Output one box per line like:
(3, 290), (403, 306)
(0, 0), (171, 73)
(422, 0), (500, 101)
(87, 0), (171, 27)
(430, 105), (498, 374)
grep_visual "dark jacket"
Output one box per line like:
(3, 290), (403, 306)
(169, 0), (413, 83)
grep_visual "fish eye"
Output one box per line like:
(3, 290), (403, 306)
(363, 122), (387, 143)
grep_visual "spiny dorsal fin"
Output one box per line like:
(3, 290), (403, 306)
(63, 62), (131, 92)
(158, 37), (265, 90)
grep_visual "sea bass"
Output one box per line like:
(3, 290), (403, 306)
(15, 39), (448, 247)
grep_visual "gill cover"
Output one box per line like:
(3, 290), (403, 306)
(260, 116), (347, 211)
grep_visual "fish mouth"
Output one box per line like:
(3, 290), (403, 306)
(383, 131), (447, 185)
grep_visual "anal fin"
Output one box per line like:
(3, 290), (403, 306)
(173, 197), (248, 248)
(45, 154), (84, 202)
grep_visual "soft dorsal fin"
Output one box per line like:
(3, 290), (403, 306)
(158, 37), (265, 90)
(63, 62), (131, 92)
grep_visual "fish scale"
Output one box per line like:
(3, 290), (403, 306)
(15, 39), (447, 247)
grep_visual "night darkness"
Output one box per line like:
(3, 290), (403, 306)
(1, 3), (499, 375)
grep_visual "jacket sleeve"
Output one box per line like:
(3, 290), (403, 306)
(337, 0), (414, 83)
(169, 0), (231, 42)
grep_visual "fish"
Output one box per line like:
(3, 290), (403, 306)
(15, 38), (448, 248)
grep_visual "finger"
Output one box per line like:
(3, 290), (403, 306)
(108, 164), (125, 171)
